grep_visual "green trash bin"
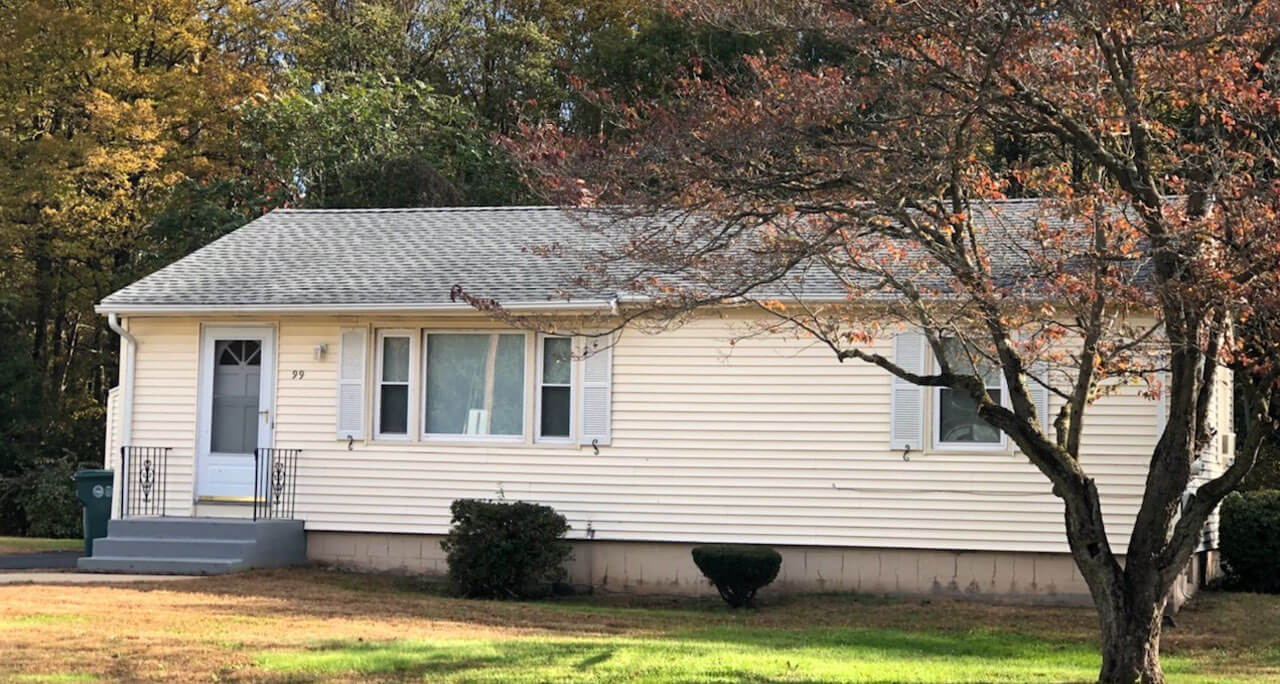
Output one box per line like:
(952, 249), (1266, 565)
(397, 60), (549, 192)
(73, 469), (114, 557)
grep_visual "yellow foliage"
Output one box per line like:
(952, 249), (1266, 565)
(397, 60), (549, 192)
(0, 0), (305, 267)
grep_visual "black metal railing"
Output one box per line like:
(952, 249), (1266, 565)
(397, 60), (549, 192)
(254, 448), (299, 520)
(121, 446), (170, 517)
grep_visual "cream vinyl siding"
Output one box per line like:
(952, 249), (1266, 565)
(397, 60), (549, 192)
(1190, 364), (1233, 550)
(118, 312), (1182, 554)
(124, 317), (200, 516)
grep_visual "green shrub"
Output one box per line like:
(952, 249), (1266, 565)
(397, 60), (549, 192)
(1241, 444), (1280, 490)
(14, 459), (81, 539)
(1220, 490), (1280, 593)
(439, 499), (572, 599)
(691, 544), (782, 608)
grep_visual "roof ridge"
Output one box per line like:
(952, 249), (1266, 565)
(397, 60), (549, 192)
(269, 198), (1074, 215)
(271, 205), (566, 214)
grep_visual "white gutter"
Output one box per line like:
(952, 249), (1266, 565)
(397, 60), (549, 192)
(93, 293), (868, 316)
(106, 313), (136, 520)
(94, 299), (620, 316)
(106, 313), (136, 447)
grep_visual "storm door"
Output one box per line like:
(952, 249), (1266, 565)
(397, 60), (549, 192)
(197, 328), (275, 500)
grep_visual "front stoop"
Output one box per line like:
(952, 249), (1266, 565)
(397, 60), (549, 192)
(77, 517), (306, 575)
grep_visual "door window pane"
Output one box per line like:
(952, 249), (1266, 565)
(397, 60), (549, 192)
(211, 339), (261, 453)
(425, 333), (525, 436)
(243, 341), (261, 365)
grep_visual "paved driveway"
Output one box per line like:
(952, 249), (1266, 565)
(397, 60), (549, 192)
(0, 571), (200, 584)
(0, 550), (80, 570)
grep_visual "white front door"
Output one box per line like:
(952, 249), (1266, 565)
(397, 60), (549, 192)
(197, 326), (275, 500)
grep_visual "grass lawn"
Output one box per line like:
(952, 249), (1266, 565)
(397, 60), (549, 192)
(0, 569), (1276, 682)
(0, 537), (81, 554)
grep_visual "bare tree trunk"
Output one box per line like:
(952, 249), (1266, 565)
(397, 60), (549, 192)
(1050, 459), (1179, 684)
(29, 232), (55, 451)
(1097, 587), (1166, 684)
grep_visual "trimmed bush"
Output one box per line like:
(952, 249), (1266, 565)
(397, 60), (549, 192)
(691, 544), (782, 608)
(439, 499), (572, 599)
(1220, 490), (1280, 593)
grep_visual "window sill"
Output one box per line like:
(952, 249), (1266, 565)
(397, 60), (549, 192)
(421, 434), (526, 445)
(348, 436), (591, 449)
(924, 442), (1011, 455)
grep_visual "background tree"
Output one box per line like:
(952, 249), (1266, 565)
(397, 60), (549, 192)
(0, 0), (754, 535)
(298, 0), (641, 133)
(504, 2), (1280, 682)
(0, 0), (304, 534)
(239, 76), (527, 208)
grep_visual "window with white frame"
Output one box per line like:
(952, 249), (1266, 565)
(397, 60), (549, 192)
(424, 332), (525, 437)
(933, 339), (1004, 446)
(375, 331), (412, 438)
(537, 336), (573, 439)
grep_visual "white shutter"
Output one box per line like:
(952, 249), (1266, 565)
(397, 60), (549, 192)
(889, 332), (926, 451)
(1029, 363), (1051, 435)
(337, 327), (367, 440)
(579, 336), (613, 447)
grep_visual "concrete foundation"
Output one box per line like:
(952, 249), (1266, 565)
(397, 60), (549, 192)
(308, 531), (1215, 603)
(1168, 549), (1220, 612)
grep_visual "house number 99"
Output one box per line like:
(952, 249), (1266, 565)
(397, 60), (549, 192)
(291, 370), (305, 380)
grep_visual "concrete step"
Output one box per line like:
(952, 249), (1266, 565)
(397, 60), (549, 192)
(92, 537), (254, 561)
(80, 517), (307, 575)
(108, 517), (262, 541)
(77, 555), (246, 575)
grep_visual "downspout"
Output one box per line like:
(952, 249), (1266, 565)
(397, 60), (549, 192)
(107, 313), (135, 519)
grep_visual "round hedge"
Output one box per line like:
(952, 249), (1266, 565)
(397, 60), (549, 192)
(691, 544), (782, 608)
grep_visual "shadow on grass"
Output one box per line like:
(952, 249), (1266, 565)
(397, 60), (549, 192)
(575, 648), (615, 670)
(140, 567), (1101, 645)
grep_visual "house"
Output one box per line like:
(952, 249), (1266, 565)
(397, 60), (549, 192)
(83, 205), (1230, 601)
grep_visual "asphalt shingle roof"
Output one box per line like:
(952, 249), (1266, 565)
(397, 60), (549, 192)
(99, 201), (1129, 312)
(100, 207), (620, 311)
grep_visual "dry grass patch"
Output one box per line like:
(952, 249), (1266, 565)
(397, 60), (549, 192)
(0, 568), (1274, 682)
(0, 570), (637, 682)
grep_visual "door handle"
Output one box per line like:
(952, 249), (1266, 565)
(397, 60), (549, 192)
(259, 409), (270, 423)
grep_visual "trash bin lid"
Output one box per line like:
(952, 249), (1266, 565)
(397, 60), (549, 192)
(73, 469), (114, 481)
